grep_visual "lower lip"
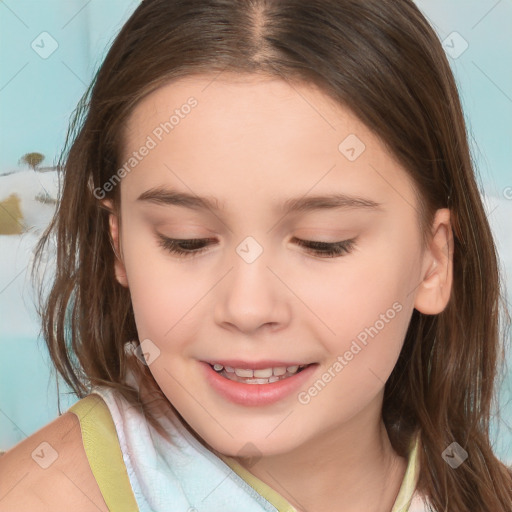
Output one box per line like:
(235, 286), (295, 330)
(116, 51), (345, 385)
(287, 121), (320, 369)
(200, 362), (318, 406)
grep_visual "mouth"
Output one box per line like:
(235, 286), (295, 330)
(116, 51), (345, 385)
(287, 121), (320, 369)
(206, 362), (313, 384)
(201, 360), (319, 406)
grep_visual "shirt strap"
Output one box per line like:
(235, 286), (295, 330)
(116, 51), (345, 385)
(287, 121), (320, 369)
(219, 433), (423, 512)
(391, 434), (422, 511)
(219, 453), (298, 511)
(68, 393), (139, 512)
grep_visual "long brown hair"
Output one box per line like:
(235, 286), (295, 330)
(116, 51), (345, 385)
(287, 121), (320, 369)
(33, 0), (512, 510)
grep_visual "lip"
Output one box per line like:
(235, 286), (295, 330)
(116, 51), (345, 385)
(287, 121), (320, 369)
(201, 361), (318, 406)
(204, 359), (309, 370)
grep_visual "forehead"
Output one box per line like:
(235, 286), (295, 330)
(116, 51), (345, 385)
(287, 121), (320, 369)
(125, 72), (368, 153)
(119, 73), (418, 216)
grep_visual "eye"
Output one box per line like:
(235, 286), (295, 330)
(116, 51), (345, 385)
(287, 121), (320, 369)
(157, 236), (214, 259)
(291, 237), (356, 258)
(156, 235), (357, 259)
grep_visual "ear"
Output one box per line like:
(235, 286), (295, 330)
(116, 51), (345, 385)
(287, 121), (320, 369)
(101, 199), (129, 288)
(414, 208), (454, 315)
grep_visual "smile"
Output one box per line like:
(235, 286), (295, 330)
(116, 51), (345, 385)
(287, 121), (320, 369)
(209, 363), (310, 384)
(201, 361), (318, 406)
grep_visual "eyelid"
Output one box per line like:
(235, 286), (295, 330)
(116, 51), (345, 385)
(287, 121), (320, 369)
(156, 233), (357, 259)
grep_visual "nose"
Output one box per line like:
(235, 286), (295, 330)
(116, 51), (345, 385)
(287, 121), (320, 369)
(213, 245), (291, 335)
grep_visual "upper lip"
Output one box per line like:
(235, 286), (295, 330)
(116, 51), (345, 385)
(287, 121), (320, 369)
(204, 360), (314, 369)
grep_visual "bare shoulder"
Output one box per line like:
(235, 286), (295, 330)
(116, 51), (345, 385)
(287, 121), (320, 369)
(0, 411), (108, 512)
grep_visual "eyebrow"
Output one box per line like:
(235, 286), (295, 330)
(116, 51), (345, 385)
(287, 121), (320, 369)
(137, 186), (384, 214)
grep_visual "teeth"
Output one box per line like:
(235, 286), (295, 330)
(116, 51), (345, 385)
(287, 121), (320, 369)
(234, 368), (253, 378)
(210, 363), (309, 382)
(253, 368), (273, 378)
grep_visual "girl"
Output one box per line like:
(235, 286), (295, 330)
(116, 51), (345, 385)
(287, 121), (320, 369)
(1, 1), (511, 511)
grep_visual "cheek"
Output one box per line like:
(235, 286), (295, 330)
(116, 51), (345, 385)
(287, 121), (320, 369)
(309, 229), (418, 377)
(298, 280), (412, 420)
(315, 230), (416, 325)
(120, 226), (205, 344)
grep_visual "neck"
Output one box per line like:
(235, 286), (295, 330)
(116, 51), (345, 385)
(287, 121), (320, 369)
(231, 395), (407, 512)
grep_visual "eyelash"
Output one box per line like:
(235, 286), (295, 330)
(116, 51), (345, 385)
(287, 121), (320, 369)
(157, 235), (356, 259)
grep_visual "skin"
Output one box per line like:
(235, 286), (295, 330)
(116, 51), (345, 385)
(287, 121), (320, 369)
(106, 73), (453, 512)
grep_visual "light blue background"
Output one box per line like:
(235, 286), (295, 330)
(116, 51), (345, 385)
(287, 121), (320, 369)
(0, 0), (510, 195)
(0, 0), (511, 463)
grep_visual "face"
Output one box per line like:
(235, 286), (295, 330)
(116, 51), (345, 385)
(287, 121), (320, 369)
(107, 73), (452, 459)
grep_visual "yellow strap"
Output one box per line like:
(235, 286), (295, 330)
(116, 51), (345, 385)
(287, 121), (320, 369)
(219, 434), (421, 512)
(391, 435), (421, 512)
(219, 454), (298, 512)
(68, 393), (139, 512)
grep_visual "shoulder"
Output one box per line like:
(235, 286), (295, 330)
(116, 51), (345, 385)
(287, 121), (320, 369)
(0, 410), (108, 511)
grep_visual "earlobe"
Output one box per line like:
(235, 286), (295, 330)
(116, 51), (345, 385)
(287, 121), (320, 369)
(414, 208), (453, 315)
(101, 199), (129, 288)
